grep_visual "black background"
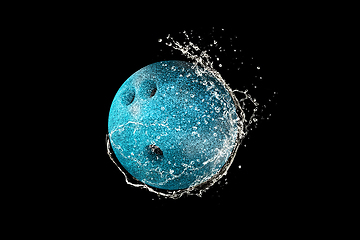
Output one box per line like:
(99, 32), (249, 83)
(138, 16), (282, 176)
(45, 19), (293, 216)
(6, 4), (340, 235)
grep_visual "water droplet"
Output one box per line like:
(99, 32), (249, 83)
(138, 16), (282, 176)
(158, 39), (162, 42)
(257, 66), (260, 70)
(219, 64), (222, 67)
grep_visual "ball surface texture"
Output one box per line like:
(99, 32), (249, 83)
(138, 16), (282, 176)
(108, 60), (239, 190)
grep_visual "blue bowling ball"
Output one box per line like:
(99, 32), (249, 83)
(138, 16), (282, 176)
(108, 60), (239, 190)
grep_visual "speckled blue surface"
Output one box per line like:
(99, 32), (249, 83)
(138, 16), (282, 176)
(108, 60), (239, 190)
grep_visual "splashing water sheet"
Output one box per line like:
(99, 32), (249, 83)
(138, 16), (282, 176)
(106, 28), (277, 199)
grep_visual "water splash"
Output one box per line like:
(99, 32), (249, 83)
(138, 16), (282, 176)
(107, 29), (262, 199)
(164, 31), (259, 136)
